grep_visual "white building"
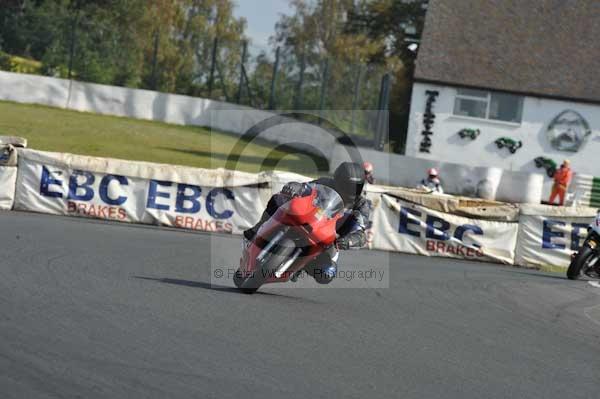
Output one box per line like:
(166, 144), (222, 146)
(406, 0), (600, 199)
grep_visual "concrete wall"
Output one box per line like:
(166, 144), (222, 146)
(330, 144), (544, 203)
(406, 82), (600, 199)
(0, 71), (337, 160)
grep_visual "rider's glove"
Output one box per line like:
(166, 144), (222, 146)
(281, 182), (307, 198)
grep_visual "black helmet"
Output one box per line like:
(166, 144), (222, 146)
(333, 162), (365, 206)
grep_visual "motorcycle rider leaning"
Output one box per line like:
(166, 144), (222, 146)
(243, 162), (370, 284)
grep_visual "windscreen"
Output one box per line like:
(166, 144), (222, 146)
(310, 183), (344, 220)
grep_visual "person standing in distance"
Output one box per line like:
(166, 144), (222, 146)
(418, 168), (444, 194)
(549, 159), (573, 206)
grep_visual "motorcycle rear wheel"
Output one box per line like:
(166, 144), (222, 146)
(235, 238), (296, 294)
(567, 246), (595, 280)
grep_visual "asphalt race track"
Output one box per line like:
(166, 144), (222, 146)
(0, 211), (599, 399)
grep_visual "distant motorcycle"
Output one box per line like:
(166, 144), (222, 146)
(234, 183), (344, 293)
(567, 212), (600, 280)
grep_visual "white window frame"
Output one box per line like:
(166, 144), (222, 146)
(453, 89), (523, 124)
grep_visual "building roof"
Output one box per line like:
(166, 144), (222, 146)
(415, 0), (600, 103)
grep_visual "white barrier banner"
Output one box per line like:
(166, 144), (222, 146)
(371, 194), (518, 264)
(0, 166), (17, 210)
(15, 152), (268, 234)
(515, 214), (594, 269)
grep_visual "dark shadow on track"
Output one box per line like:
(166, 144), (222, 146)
(132, 276), (313, 300)
(134, 276), (241, 293)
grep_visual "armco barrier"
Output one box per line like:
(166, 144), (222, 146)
(370, 192), (599, 269)
(371, 194), (519, 264)
(0, 166), (17, 210)
(14, 149), (273, 234)
(515, 204), (597, 270)
(4, 147), (598, 271)
(11, 149), (318, 235)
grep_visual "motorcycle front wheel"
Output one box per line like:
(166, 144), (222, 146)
(235, 238), (296, 294)
(567, 246), (596, 280)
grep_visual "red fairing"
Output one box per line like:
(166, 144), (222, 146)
(277, 189), (339, 246)
(309, 215), (339, 246)
(278, 189), (317, 225)
(237, 184), (343, 288)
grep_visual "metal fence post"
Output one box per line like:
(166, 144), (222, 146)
(150, 29), (160, 90)
(318, 58), (329, 124)
(294, 51), (306, 109)
(241, 62), (254, 107)
(268, 46), (280, 110)
(67, 13), (78, 79)
(216, 60), (230, 101)
(374, 73), (391, 151)
(350, 65), (363, 134)
(208, 36), (218, 98)
(236, 41), (247, 104)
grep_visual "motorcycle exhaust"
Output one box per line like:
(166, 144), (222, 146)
(256, 228), (288, 263)
(275, 248), (302, 278)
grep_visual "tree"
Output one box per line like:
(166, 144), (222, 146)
(272, 0), (400, 137)
(0, 0), (151, 84)
(346, 0), (428, 152)
(0, 0), (247, 95)
(136, 0), (246, 95)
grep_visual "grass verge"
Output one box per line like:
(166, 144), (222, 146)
(0, 100), (327, 174)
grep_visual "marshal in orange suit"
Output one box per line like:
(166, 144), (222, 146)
(549, 160), (573, 206)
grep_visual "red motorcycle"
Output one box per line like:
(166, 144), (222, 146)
(233, 183), (344, 293)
